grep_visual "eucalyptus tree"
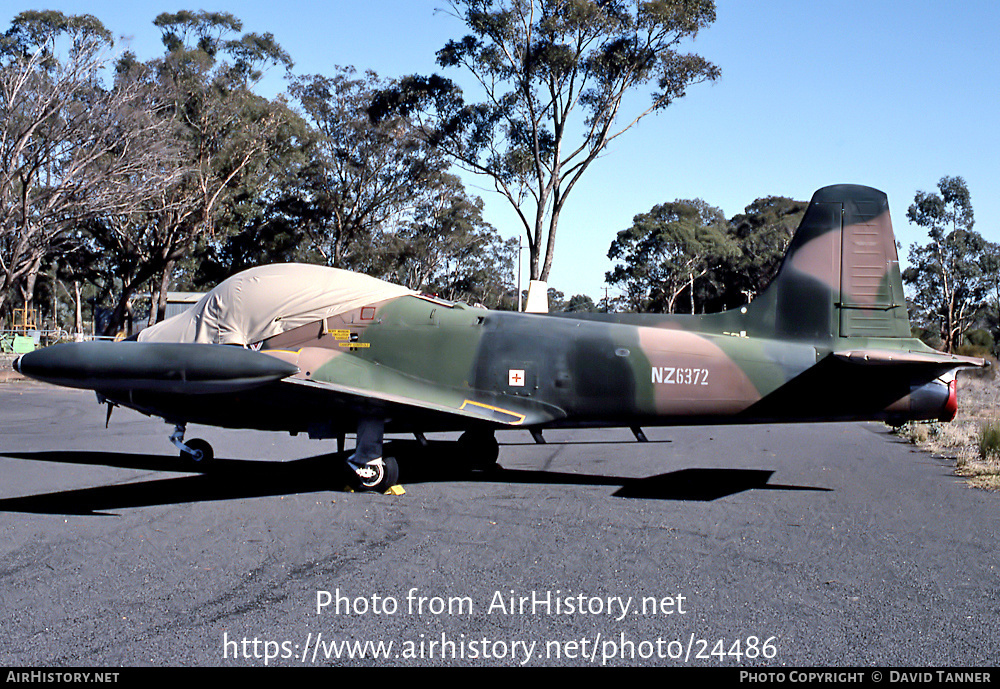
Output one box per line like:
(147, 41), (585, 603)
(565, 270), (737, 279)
(709, 195), (807, 310)
(388, 172), (518, 307)
(904, 176), (991, 353)
(606, 198), (735, 313)
(93, 11), (294, 330)
(370, 0), (719, 289)
(384, 172), (488, 287)
(278, 67), (515, 302)
(0, 11), (176, 324)
(285, 67), (455, 270)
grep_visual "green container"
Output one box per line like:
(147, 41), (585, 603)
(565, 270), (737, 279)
(12, 335), (35, 353)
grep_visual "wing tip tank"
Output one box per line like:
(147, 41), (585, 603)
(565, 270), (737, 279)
(15, 341), (299, 393)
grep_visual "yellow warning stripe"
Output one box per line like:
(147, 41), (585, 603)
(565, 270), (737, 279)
(459, 400), (526, 425)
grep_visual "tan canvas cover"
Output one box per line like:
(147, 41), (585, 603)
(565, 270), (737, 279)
(138, 263), (415, 345)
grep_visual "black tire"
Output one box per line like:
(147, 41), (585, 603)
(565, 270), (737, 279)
(458, 431), (500, 471)
(180, 438), (214, 467)
(355, 456), (399, 493)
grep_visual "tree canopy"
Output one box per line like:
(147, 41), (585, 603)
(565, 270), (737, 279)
(0, 9), (519, 335)
(606, 198), (735, 314)
(369, 0), (720, 287)
(903, 176), (997, 353)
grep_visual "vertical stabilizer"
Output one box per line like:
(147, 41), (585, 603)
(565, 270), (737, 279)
(758, 184), (910, 342)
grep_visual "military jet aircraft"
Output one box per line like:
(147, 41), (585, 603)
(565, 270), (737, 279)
(14, 184), (986, 492)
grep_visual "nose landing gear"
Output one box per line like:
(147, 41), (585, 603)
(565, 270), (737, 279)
(169, 423), (215, 467)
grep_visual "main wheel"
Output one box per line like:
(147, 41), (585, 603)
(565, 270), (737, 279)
(354, 456), (399, 493)
(458, 431), (500, 471)
(180, 438), (214, 467)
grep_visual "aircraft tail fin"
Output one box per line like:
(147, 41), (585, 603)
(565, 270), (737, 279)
(751, 184), (911, 342)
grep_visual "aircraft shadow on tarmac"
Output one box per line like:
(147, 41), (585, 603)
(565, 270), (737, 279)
(0, 440), (830, 516)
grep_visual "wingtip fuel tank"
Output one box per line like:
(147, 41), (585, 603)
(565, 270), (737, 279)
(14, 341), (299, 395)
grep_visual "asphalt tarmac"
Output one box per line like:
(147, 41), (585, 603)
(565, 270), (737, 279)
(1, 383), (997, 667)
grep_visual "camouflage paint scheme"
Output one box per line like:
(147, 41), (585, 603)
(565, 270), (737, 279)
(14, 185), (985, 473)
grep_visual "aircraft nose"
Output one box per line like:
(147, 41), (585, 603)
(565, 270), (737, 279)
(12, 355), (21, 374)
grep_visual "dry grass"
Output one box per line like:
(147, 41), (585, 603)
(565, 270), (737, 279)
(890, 368), (1000, 491)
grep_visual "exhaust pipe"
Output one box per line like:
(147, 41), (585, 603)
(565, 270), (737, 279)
(905, 378), (956, 422)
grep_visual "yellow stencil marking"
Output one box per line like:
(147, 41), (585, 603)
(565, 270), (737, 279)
(459, 400), (526, 425)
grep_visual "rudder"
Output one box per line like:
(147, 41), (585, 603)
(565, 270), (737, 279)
(763, 184), (910, 342)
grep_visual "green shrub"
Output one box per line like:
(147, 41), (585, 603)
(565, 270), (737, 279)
(965, 328), (993, 348)
(978, 421), (1000, 462)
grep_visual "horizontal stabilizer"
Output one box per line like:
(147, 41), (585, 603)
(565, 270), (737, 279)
(833, 349), (987, 369)
(14, 342), (298, 394)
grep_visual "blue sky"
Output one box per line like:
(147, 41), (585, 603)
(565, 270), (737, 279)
(6, 1), (999, 301)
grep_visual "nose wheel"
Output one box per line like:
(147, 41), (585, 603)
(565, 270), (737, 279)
(170, 423), (215, 468)
(180, 438), (215, 465)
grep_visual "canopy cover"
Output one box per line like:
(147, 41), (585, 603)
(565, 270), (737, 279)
(138, 264), (415, 345)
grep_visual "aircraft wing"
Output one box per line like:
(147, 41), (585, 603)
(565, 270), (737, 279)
(278, 360), (566, 428)
(15, 340), (566, 430)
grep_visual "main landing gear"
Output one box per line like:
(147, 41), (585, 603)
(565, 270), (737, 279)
(348, 455), (400, 493)
(458, 430), (500, 471)
(346, 417), (399, 492)
(164, 419), (495, 491)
